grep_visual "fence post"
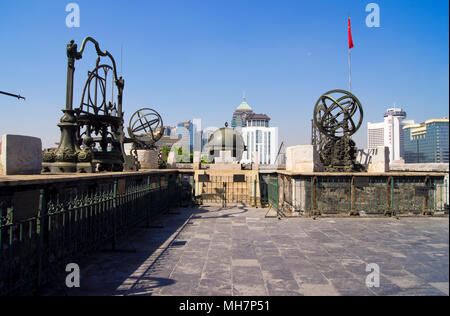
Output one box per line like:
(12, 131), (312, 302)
(312, 176), (319, 217)
(386, 176), (396, 217)
(391, 177), (396, 217)
(159, 176), (163, 212)
(192, 177), (196, 206)
(422, 176), (432, 216)
(386, 177), (391, 216)
(254, 178), (257, 208)
(146, 177), (151, 228)
(310, 176), (314, 217)
(222, 182), (227, 208)
(112, 180), (118, 251)
(349, 176), (358, 216)
(36, 189), (46, 296)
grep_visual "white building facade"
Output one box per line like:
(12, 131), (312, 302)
(367, 108), (415, 163)
(231, 97), (279, 165)
(239, 126), (278, 165)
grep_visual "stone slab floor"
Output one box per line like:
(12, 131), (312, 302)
(45, 205), (449, 296)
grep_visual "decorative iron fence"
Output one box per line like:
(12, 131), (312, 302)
(0, 171), (189, 296)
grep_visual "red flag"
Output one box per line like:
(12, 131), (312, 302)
(348, 17), (354, 49)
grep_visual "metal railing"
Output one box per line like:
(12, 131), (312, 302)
(196, 175), (258, 206)
(0, 171), (188, 296)
(267, 176), (279, 215)
(266, 174), (449, 217)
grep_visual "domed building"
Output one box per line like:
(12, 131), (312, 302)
(204, 124), (246, 162)
(231, 97), (254, 128)
(231, 95), (279, 165)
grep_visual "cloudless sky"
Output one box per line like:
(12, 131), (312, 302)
(0, 0), (448, 148)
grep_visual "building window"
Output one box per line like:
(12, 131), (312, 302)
(256, 130), (262, 143)
(247, 133), (250, 160)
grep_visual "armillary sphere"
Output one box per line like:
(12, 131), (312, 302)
(128, 108), (164, 146)
(313, 89), (363, 139)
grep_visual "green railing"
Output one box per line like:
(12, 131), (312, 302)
(196, 175), (257, 206)
(270, 174), (448, 217)
(268, 176), (279, 215)
(0, 171), (189, 296)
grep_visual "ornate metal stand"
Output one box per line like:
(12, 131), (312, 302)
(313, 89), (365, 172)
(43, 37), (126, 173)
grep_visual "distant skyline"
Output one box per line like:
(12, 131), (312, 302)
(0, 0), (448, 149)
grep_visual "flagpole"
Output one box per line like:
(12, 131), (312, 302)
(348, 16), (352, 92)
(349, 48), (351, 91)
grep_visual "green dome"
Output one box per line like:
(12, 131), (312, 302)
(205, 127), (246, 162)
(236, 98), (252, 111)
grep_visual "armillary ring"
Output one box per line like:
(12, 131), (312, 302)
(128, 108), (163, 142)
(313, 89), (363, 139)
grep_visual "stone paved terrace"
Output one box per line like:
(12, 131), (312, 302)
(45, 206), (449, 296)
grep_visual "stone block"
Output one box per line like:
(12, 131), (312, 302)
(167, 151), (176, 168)
(367, 146), (389, 173)
(285, 145), (323, 173)
(136, 149), (159, 169)
(0, 134), (42, 175)
(389, 163), (449, 173)
(252, 152), (259, 167)
(209, 163), (241, 171)
(193, 151), (201, 170)
(215, 150), (235, 163)
(357, 146), (390, 172)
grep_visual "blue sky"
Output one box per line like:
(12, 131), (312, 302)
(0, 0), (448, 148)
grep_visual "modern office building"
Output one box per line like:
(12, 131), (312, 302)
(177, 121), (194, 153)
(403, 118), (449, 163)
(231, 96), (278, 165)
(367, 108), (415, 163)
(156, 126), (180, 149)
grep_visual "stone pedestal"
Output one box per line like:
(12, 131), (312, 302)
(215, 150), (235, 163)
(0, 134), (42, 175)
(252, 152), (259, 170)
(137, 149), (159, 169)
(123, 155), (140, 171)
(167, 151), (176, 168)
(193, 151), (201, 170)
(367, 146), (390, 173)
(286, 145), (323, 173)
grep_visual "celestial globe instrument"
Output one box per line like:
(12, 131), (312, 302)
(127, 108), (164, 149)
(312, 89), (365, 172)
(313, 89), (363, 139)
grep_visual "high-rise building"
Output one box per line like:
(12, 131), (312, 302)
(403, 118), (449, 163)
(367, 108), (415, 163)
(231, 96), (278, 165)
(156, 125), (180, 148)
(177, 121), (194, 153)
